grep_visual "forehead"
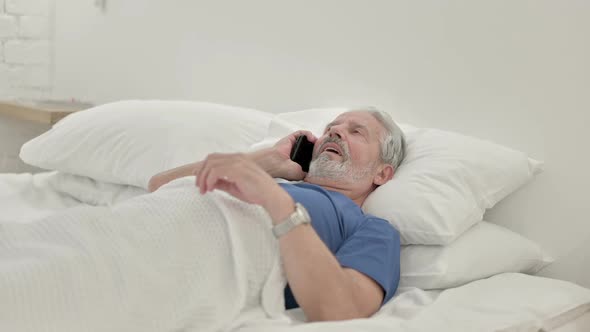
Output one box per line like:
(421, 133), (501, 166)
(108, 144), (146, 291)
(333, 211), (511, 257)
(328, 111), (382, 130)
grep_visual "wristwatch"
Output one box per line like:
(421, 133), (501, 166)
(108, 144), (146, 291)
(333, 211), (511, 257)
(272, 202), (311, 238)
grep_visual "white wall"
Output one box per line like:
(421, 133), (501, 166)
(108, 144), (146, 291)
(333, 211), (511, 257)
(52, 1), (589, 287)
(0, 0), (54, 100)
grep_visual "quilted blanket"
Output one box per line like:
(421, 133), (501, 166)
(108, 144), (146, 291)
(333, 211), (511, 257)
(0, 178), (286, 332)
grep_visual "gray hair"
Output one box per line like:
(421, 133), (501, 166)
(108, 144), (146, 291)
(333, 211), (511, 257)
(353, 107), (406, 170)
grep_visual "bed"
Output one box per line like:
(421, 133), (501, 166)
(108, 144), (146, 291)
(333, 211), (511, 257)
(1, 100), (589, 332)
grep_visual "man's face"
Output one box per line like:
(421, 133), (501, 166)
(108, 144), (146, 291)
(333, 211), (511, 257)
(308, 111), (384, 183)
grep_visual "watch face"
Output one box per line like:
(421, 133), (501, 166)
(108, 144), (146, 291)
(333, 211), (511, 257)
(272, 203), (311, 238)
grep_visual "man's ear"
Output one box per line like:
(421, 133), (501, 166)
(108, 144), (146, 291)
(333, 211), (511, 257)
(373, 164), (394, 186)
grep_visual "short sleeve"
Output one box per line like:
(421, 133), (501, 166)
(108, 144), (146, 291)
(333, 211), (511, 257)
(335, 217), (401, 304)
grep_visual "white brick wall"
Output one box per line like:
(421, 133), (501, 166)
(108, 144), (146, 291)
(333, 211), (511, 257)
(21, 65), (50, 87)
(5, 40), (50, 64)
(20, 16), (49, 38)
(0, 0), (53, 100)
(6, 0), (50, 16)
(0, 15), (17, 38)
(0, 63), (21, 88)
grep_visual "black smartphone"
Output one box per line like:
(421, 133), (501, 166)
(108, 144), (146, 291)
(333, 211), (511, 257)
(290, 135), (315, 172)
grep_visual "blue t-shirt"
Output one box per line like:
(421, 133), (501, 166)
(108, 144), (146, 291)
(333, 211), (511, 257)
(279, 182), (400, 310)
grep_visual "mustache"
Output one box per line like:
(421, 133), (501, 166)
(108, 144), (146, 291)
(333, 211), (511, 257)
(316, 136), (349, 159)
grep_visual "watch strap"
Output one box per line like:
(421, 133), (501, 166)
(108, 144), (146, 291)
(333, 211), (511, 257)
(272, 203), (310, 238)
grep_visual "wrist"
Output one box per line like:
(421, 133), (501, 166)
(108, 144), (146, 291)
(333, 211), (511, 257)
(262, 188), (296, 225)
(249, 147), (284, 178)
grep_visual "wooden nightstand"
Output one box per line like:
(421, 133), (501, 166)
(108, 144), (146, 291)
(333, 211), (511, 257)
(0, 100), (93, 173)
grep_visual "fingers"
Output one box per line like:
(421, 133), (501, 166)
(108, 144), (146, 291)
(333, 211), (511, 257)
(196, 153), (227, 194)
(291, 130), (317, 143)
(205, 166), (229, 194)
(193, 152), (281, 206)
(195, 153), (245, 194)
(302, 130), (318, 143)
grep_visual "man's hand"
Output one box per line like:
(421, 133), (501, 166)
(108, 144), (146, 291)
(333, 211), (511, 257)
(266, 130), (318, 181)
(195, 153), (295, 222)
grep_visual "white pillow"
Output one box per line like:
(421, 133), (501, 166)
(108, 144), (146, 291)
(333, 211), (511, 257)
(250, 108), (543, 245)
(249, 107), (348, 151)
(399, 221), (553, 290)
(20, 100), (272, 189)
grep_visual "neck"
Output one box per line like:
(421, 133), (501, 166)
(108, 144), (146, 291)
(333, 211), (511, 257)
(303, 175), (374, 207)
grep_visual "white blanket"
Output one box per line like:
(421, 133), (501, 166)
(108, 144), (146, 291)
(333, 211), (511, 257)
(0, 172), (82, 223)
(0, 171), (146, 224)
(0, 178), (286, 332)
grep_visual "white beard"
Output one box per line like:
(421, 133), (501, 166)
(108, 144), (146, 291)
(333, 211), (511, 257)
(307, 152), (374, 182)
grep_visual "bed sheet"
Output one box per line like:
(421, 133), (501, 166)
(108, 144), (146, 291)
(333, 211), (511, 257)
(550, 309), (590, 332)
(236, 273), (590, 332)
(0, 171), (147, 224)
(0, 172), (81, 223)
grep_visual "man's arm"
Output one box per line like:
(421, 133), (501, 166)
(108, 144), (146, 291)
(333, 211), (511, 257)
(147, 161), (202, 192)
(277, 212), (385, 321)
(147, 131), (317, 192)
(195, 153), (384, 321)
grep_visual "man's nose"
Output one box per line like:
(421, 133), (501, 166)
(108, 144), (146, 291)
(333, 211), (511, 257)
(328, 126), (343, 139)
